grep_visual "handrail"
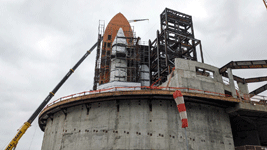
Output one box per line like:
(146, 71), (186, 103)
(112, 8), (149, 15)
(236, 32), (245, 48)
(42, 86), (267, 112)
(42, 86), (242, 111)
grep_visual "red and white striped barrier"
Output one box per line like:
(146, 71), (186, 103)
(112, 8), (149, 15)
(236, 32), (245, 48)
(173, 90), (188, 128)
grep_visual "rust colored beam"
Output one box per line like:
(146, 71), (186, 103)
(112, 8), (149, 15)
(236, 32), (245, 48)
(221, 72), (245, 83)
(219, 60), (267, 74)
(250, 83), (267, 96)
(245, 76), (267, 83)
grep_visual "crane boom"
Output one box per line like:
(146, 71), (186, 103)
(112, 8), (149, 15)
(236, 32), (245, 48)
(5, 35), (102, 150)
(263, 0), (267, 9)
(128, 19), (149, 23)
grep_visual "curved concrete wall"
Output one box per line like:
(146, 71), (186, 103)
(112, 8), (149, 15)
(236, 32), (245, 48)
(41, 99), (234, 150)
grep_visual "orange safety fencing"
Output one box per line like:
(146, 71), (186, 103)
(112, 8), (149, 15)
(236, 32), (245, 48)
(42, 86), (266, 111)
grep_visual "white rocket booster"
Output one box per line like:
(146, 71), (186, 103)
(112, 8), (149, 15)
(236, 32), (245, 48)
(110, 28), (127, 82)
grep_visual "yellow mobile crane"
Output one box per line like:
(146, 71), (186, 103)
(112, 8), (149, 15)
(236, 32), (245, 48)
(5, 36), (102, 150)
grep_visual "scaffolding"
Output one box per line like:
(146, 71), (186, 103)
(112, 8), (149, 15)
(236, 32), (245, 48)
(111, 29), (138, 82)
(93, 20), (150, 90)
(111, 29), (150, 84)
(149, 8), (204, 86)
(93, 20), (105, 90)
(139, 45), (150, 86)
(93, 23), (133, 89)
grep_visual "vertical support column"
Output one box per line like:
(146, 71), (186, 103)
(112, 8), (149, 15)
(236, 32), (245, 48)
(148, 40), (152, 85)
(156, 30), (161, 84)
(164, 9), (169, 73)
(192, 40), (197, 61)
(227, 68), (237, 98)
(93, 34), (102, 90)
(199, 41), (204, 63)
(178, 37), (182, 58)
(160, 10), (164, 32)
(164, 30), (170, 74)
(238, 82), (249, 95)
(190, 16), (195, 38)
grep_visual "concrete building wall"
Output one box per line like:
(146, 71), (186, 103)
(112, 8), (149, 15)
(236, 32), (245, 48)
(41, 99), (234, 150)
(162, 58), (244, 97)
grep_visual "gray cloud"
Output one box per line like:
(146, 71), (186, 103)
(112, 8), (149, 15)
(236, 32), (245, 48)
(0, 1), (266, 149)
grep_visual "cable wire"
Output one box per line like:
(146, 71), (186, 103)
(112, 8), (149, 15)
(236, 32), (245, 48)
(28, 123), (37, 150)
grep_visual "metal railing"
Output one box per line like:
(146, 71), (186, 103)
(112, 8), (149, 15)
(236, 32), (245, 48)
(42, 86), (267, 111)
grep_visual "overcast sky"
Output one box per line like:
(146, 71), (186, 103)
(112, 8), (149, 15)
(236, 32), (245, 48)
(0, 0), (266, 149)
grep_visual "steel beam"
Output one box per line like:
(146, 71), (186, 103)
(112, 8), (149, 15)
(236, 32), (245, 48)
(250, 84), (267, 96)
(219, 60), (267, 74)
(221, 72), (245, 83)
(245, 76), (267, 83)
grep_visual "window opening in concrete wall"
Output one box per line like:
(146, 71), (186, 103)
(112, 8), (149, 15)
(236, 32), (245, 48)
(224, 90), (232, 97)
(222, 76), (239, 90)
(196, 67), (214, 79)
(222, 76), (230, 85)
(234, 81), (239, 91)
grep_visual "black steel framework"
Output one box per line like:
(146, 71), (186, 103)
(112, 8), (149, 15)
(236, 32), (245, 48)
(250, 84), (267, 96)
(219, 60), (267, 96)
(219, 60), (267, 74)
(139, 45), (150, 85)
(245, 76), (267, 83)
(149, 8), (204, 86)
(219, 60), (267, 84)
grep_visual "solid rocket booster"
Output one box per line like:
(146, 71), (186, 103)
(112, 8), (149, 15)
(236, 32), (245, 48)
(110, 28), (127, 82)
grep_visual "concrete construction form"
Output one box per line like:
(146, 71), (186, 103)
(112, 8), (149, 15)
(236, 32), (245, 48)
(39, 8), (267, 150)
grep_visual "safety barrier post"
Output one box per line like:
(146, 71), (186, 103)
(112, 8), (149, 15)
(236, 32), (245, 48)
(173, 90), (189, 150)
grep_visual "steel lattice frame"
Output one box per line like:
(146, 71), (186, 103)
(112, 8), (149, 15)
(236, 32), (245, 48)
(93, 21), (150, 90)
(150, 8), (204, 86)
(93, 21), (105, 90)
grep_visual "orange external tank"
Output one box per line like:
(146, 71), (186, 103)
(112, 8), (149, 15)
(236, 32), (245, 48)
(99, 13), (133, 84)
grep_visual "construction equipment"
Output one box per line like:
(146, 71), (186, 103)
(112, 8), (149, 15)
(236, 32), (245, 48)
(5, 36), (102, 150)
(128, 19), (149, 23)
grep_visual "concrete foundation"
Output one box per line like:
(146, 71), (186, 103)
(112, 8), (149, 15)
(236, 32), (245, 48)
(39, 57), (267, 149)
(41, 98), (234, 150)
(227, 102), (267, 146)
